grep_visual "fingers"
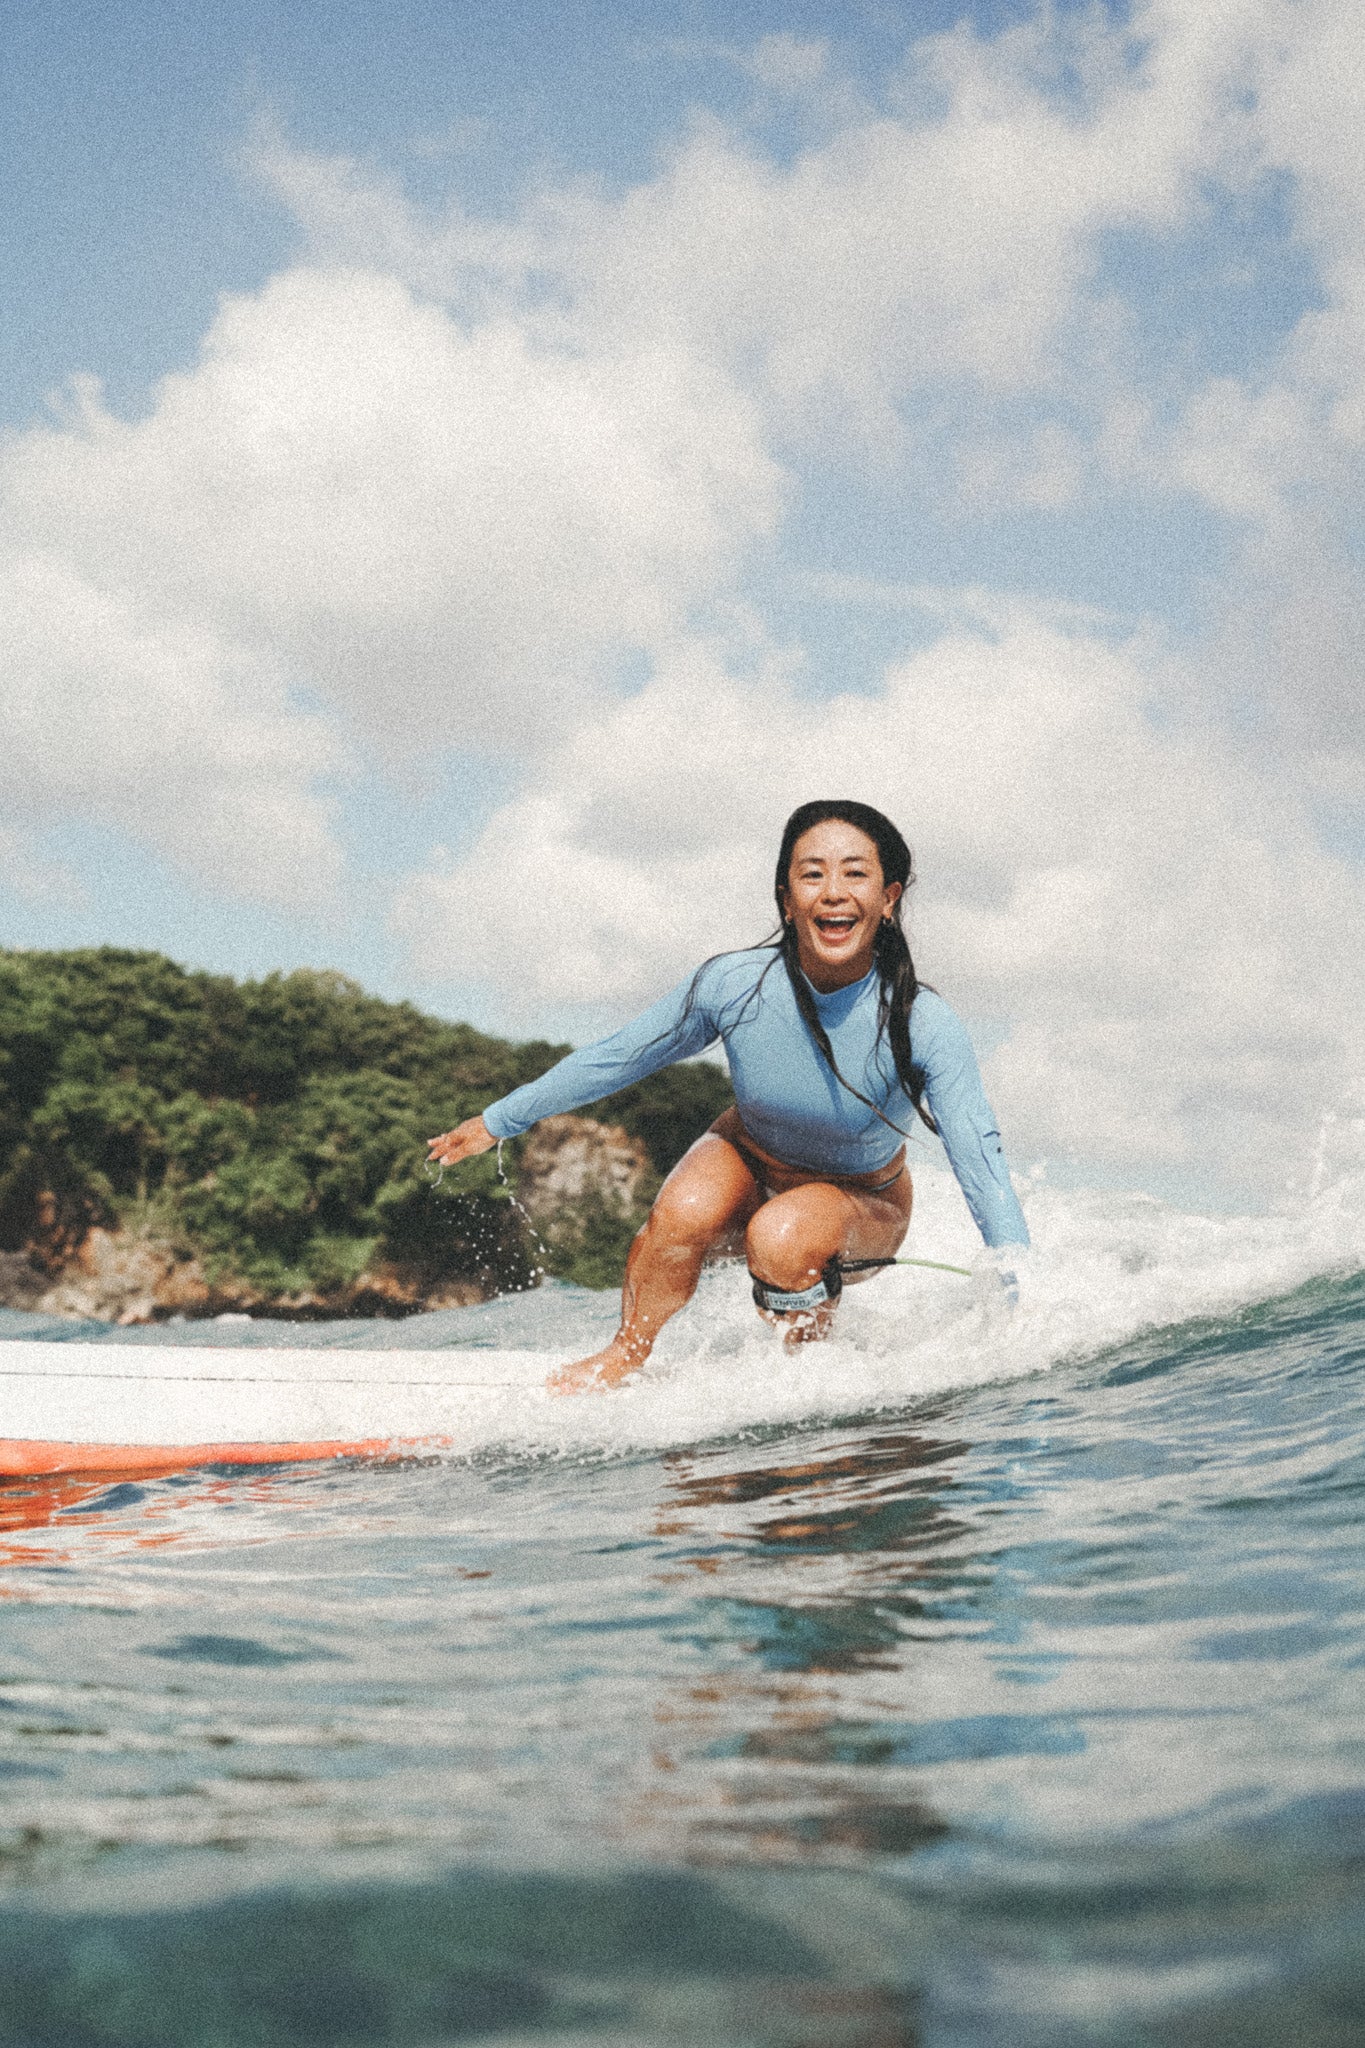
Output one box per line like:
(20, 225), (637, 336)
(426, 1114), (495, 1167)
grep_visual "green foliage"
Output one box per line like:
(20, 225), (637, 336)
(536, 1186), (654, 1293)
(0, 947), (731, 1303)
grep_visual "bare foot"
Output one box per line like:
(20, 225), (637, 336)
(783, 1305), (835, 1349)
(756, 1305), (836, 1351)
(546, 1337), (648, 1396)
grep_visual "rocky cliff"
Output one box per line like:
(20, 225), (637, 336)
(0, 947), (731, 1324)
(0, 1113), (654, 1324)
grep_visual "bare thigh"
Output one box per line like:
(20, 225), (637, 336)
(646, 1130), (766, 1256)
(648, 1118), (912, 1281)
(744, 1171), (912, 1290)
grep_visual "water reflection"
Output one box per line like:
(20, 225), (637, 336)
(662, 1429), (969, 1540)
(0, 1468), (304, 1581)
(642, 1426), (984, 1868)
(659, 1426), (979, 1662)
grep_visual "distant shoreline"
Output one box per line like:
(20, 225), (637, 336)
(0, 948), (731, 1321)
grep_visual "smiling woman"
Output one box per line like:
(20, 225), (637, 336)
(428, 801), (1030, 1393)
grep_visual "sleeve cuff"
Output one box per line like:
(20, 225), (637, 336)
(481, 1100), (518, 1141)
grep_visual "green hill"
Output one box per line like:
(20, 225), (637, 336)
(0, 948), (732, 1309)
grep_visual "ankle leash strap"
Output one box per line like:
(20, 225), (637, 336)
(750, 1257), (844, 1315)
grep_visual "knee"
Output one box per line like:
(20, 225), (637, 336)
(746, 1203), (836, 1290)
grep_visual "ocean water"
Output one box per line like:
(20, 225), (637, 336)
(0, 1161), (1362, 2047)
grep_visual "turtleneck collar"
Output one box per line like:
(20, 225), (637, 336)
(799, 963), (878, 1020)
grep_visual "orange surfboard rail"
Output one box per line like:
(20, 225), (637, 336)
(0, 1435), (449, 1479)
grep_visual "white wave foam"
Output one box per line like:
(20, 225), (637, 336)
(436, 1158), (1365, 1459)
(5, 1164), (1360, 1466)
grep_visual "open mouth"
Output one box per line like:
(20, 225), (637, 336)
(814, 915), (859, 941)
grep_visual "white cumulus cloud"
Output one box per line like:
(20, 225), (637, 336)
(0, 261), (780, 898)
(0, 542), (343, 906)
(256, 0), (1282, 442)
(394, 614), (1365, 1206)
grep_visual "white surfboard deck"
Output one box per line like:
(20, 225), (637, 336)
(0, 1341), (558, 1476)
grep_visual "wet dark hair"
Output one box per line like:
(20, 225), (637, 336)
(773, 800), (934, 1135)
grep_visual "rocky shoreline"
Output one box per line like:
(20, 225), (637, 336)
(0, 1114), (652, 1325)
(0, 1236), (490, 1325)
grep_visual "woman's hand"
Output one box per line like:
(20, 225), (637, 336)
(426, 1115), (497, 1169)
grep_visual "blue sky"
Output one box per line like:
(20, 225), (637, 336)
(3, 0), (1363, 1206)
(4, 0), (1039, 427)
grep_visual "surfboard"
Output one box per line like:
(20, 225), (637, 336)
(0, 1342), (555, 1477)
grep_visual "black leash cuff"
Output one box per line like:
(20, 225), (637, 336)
(749, 1253), (908, 1314)
(750, 1256), (844, 1315)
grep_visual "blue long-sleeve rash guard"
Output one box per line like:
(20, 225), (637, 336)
(483, 948), (1030, 1250)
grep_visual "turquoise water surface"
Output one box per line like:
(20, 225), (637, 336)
(0, 1167), (1362, 2046)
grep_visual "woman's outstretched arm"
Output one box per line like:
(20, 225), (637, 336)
(475, 964), (730, 1142)
(426, 959), (732, 1167)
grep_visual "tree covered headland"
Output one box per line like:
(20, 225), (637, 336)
(0, 949), (732, 1303)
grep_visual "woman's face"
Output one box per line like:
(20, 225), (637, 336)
(781, 820), (902, 990)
